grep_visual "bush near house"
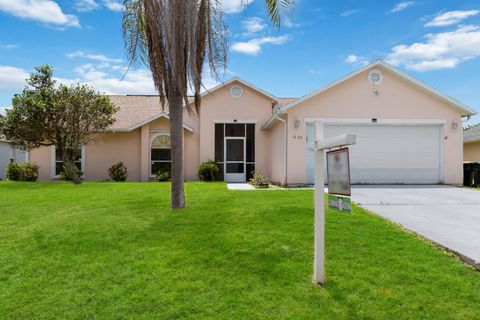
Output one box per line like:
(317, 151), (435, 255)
(59, 167), (83, 182)
(6, 162), (39, 182)
(249, 170), (269, 188)
(197, 160), (220, 181)
(156, 168), (171, 182)
(6, 163), (21, 181)
(108, 161), (128, 181)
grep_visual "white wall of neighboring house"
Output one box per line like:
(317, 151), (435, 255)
(0, 141), (27, 180)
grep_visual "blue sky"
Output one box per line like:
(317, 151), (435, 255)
(1, 0), (480, 123)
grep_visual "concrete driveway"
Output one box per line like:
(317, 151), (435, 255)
(351, 185), (480, 268)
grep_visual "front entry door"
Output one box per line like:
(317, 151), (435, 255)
(224, 137), (246, 182)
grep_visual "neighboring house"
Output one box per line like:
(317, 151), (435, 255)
(464, 124), (480, 162)
(0, 140), (27, 180)
(28, 60), (476, 185)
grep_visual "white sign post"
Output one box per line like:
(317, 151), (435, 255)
(312, 121), (356, 285)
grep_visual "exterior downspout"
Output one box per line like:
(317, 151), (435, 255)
(275, 115), (288, 186)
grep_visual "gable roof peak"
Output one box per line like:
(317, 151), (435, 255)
(277, 59), (475, 117)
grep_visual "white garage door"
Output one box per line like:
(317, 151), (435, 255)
(306, 123), (443, 184)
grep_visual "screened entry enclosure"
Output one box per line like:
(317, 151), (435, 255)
(215, 123), (255, 182)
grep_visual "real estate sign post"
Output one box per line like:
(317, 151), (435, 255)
(313, 121), (355, 285)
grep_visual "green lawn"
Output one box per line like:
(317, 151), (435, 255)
(0, 182), (479, 319)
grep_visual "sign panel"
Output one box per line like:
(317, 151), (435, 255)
(328, 194), (352, 213)
(326, 147), (351, 196)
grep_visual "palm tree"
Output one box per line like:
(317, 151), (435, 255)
(123, 0), (294, 208)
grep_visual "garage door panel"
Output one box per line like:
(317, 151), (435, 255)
(306, 123), (442, 184)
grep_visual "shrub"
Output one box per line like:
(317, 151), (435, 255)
(197, 160), (220, 181)
(6, 163), (21, 181)
(156, 168), (171, 182)
(6, 162), (39, 182)
(249, 170), (269, 188)
(108, 161), (128, 181)
(20, 163), (39, 182)
(59, 166), (83, 181)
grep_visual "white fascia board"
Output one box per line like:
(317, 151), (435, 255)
(110, 113), (194, 133)
(378, 62), (476, 116)
(199, 76), (278, 103)
(280, 60), (476, 117)
(261, 111), (287, 130)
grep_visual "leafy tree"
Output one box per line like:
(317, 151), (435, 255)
(122, 0), (294, 208)
(0, 65), (117, 184)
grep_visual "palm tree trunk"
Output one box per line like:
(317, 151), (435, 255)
(169, 89), (186, 208)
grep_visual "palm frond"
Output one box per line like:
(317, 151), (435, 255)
(122, 0), (227, 114)
(262, 0), (296, 27)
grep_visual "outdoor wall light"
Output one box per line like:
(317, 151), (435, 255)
(451, 120), (458, 130)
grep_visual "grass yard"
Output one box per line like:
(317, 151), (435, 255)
(0, 182), (479, 319)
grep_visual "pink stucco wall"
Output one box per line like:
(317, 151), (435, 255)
(148, 116), (200, 181)
(85, 131), (141, 181)
(267, 118), (287, 185)
(28, 111), (200, 181)
(281, 66), (464, 185)
(28, 70), (466, 185)
(29, 146), (51, 181)
(464, 141), (480, 162)
(198, 80), (275, 177)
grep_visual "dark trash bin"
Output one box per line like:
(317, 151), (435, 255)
(464, 162), (480, 187)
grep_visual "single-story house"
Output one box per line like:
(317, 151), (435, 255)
(28, 60), (476, 185)
(0, 140), (27, 180)
(464, 125), (480, 162)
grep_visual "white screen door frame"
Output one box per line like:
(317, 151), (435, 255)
(224, 136), (246, 182)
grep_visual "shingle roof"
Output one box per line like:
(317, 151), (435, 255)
(464, 124), (480, 143)
(107, 94), (297, 131)
(108, 95), (166, 131)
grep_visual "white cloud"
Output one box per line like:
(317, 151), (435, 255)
(102, 0), (123, 12)
(231, 35), (289, 55)
(75, 0), (99, 12)
(340, 10), (359, 17)
(425, 10), (479, 27)
(66, 51), (123, 63)
(0, 44), (19, 49)
(390, 2), (415, 13)
(221, 0), (253, 14)
(404, 59), (459, 71)
(0, 66), (29, 90)
(0, 0), (80, 28)
(0, 60), (220, 101)
(73, 0), (122, 12)
(386, 25), (480, 71)
(345, 54), (369, 66)
(241, 17), (266, 35)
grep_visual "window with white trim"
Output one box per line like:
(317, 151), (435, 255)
(151, 133), (171, 175)
(54, 147), (83, 176)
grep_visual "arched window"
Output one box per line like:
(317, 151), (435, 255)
(151, 133), (171, 175)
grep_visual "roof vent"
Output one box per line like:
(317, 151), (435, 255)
(368, 69), (383, 85)
(230, 85), (244, 99)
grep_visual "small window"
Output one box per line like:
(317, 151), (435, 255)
(151, 133), (171, 175)
(55, 147), (82, 176)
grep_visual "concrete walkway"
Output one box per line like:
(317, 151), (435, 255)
(351, 185), (480, 268)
